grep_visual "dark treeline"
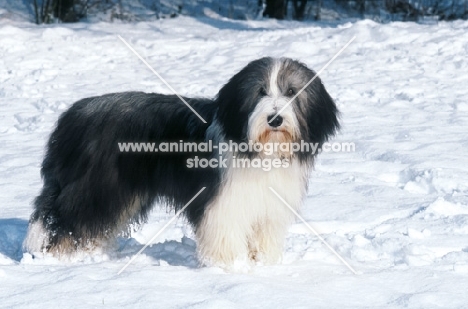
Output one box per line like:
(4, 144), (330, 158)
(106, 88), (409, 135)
(33, 0), (468, 24)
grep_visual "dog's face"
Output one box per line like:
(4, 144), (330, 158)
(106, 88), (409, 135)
(216, 57), (340, 158)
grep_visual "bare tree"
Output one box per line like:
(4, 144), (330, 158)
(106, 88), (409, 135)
(33, 0), (87, 24)
(292, 0), (307, 20)
(264, 0), (286, 19)
(315, 0), (322, 20)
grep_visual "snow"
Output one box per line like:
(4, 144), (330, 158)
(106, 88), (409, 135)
(1, 13), (468, 308)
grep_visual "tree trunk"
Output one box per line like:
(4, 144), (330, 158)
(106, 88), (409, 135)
(264, 0), (285, 19)
(43, 0), (52, 23)
(292, 0), (307, 20)
(33, 0), (40, 24)
(315, 0), (322, 20)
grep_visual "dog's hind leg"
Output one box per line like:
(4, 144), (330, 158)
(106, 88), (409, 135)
(24, 179), (61, 254)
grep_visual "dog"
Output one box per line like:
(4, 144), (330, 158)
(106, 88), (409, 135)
(24, 57), (339, 269)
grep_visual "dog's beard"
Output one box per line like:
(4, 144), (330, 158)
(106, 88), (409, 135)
(258, 128), (294, 143)
(248, 103), (300, 159)
(254, 127), (296, 159)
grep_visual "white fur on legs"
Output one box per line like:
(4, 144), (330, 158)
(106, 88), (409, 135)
(196, 160), (308, 269)
(248, 216), (292, 264)
(23, 220), (113, 260)
(23, 221), (48, 254)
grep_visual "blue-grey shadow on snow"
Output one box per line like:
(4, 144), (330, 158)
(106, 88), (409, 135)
(117, 236), (199, 268)
(0, 218), (28, 262)
(193, 16), (348, 31)
(194, 16), (274, 31)
(0, 217), (199, 267)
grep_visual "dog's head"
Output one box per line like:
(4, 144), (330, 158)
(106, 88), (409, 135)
(215, 57), (340, 159)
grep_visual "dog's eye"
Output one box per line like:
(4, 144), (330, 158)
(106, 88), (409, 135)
(287, 88), (295, 96)
(259, 87), (267, 96)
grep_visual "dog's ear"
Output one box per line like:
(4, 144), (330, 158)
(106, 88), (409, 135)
(215, 75), (246, 141)
(305, 78), (340, 145)
(215, 58), (272, 141)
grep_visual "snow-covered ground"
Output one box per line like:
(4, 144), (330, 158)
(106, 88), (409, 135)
(1, 13), (468, 308)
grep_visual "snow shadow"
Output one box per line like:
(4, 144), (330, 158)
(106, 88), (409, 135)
(195, 16), (271, 31)
(0, 217), (199, 267)
(118, 236), (199, 268)
(194, 16), (344, 31)
(0, 218), (28, 262)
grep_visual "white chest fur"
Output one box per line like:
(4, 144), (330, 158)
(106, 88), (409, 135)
(196, 159), (309, 269)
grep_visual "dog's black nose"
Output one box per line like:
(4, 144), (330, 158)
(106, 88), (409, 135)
(267, 114), (283, 128)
